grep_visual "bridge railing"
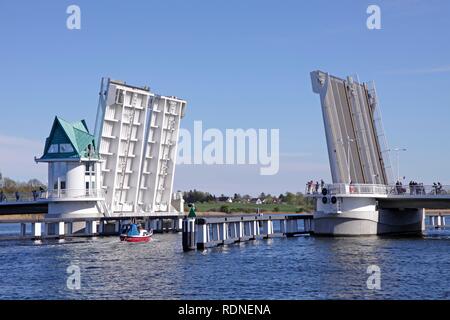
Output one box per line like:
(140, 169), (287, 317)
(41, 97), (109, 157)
(306, 183), (450, 197)
(47, 189), (105, 199)
(326, 184), (389, 196)
(0, 189), (105, 203)
(387, 184), (449, 196)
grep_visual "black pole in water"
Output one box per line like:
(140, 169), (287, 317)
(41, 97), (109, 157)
(182, 204), (197, 251)
(182, 218), (196, 251)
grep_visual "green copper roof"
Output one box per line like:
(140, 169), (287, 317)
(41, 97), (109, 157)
(39, 116), (98, 160)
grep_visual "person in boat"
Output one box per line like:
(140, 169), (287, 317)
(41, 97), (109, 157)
(127, 224), (140, 236)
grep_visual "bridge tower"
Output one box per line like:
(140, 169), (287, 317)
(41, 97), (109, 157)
(35, 116), (105, 217)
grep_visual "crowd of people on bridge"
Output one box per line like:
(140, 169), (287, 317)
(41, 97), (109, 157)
(394, 181), (446, 195)
(395, 180), (426, 195)
(408, 181), (426, 195)
(306, 180), (325, 194)
(304, 179), (447, 196)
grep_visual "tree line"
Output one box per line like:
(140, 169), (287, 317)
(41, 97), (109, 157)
(0, 177), (46, 194)
(182, 189), (311, 206)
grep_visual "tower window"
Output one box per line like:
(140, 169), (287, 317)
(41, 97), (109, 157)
(85, 162), (95, 175)
(48, 144), (59, 153)
(60, 144), (74, 153)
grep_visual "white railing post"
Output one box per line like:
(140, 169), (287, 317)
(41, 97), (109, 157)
(239, 221), (244, 240)
(197, 222), (208, 250)
(32, 222), (42, 239)
(57, 221), (65, 237)
(220, 222), (228, 242)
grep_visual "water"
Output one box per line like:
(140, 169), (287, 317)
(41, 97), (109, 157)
(0, 225), (450, 300)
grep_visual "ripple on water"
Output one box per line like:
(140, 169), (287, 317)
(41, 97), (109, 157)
(1, 229), (450, 299)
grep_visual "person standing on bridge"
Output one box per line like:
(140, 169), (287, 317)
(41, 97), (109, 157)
(15, 191), (20, 201)
(39, 186), (45, 198)
(0, 190), (5, 203)
(433, 182), (439, 195)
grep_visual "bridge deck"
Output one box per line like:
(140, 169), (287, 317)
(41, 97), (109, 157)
(308, 183), (450, 210)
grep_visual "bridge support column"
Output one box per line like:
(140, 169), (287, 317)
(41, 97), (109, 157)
(219, 222), (228, 243)
(56, 222), (65, 238)
(148, 219), (157, 232)
(210, 223), (217, 242)
(262, 219), (274, 238)
(144, 219), (150, 231)
(252, 221), (260, 239)
(85, 221), (98, 235)
(238, 221), (244, 241)
(114, 221), (121, 234)
(280, 220), (286, 234)
(32, 222), (42, 239)
(20, 223), (27, 237)
(155, 219), (163, 233)
(98, 221), (105, 234)
(244, 221), (251, 238)
(305, 218), (313, 233)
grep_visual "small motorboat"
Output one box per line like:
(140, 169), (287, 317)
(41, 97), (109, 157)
(120, 223), (153, 242)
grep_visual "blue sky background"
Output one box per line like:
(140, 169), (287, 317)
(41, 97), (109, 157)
(0, 0), (449, 196)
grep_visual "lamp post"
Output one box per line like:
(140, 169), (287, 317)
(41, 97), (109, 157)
(388, 147), (407, 182)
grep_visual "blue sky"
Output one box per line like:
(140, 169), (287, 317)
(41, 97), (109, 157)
(0, 0), (449, 196)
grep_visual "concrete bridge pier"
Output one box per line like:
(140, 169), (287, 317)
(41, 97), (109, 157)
(314, 194), (425, 236)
